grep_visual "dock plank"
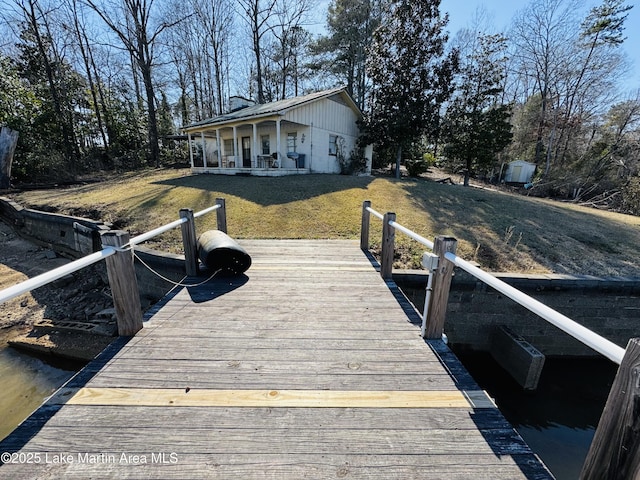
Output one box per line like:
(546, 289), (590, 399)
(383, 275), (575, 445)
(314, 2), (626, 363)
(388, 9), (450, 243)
(0, 239), (552, 479)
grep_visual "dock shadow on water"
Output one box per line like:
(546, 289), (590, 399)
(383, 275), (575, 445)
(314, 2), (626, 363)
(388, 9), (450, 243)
(0, 330), (78, 441)
(456, 351), (617, 480)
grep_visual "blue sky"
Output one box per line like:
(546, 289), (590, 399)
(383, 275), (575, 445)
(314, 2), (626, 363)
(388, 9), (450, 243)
(311, 0), (639, 94)
(440, 0), (640, 94)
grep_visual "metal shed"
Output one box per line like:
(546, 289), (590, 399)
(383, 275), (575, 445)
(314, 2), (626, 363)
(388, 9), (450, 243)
(504, 160), (536, 184)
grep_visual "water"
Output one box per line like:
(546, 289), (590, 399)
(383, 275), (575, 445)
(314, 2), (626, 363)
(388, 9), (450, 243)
(0, 329), (77, 441)
(455, 351), (617, 480)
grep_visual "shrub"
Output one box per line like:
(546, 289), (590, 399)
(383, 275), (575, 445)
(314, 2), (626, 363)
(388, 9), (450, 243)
(405, 153), (435, 177)
(620, 177), (640, 215)
(338, 140), (367, 175)
(405, 158), (429, 177)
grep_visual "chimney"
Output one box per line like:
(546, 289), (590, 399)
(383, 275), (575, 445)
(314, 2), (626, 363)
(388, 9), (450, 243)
(228, 96), (255, 113)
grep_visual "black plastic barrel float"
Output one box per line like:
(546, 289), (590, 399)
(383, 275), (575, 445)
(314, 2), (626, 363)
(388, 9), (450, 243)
(197, 230), (252, 275)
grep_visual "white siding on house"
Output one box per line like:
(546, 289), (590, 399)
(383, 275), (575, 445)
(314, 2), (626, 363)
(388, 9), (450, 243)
(283, 96), (360, 137)
(282, 95), (361, 174)
(185, 89), (370, 175)
(310, 126), (359, 174)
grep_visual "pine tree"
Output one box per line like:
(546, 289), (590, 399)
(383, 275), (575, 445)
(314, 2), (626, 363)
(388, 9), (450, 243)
(311, 0), (381, 110)
(363, 0), (458, 178)
(442, 34), (513, 186)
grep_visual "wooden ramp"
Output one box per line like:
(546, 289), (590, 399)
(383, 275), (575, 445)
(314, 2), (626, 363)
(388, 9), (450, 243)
(0, 240), (553, 479)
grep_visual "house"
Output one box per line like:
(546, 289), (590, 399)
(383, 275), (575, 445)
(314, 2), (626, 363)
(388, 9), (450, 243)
(182, 87), (372, 176)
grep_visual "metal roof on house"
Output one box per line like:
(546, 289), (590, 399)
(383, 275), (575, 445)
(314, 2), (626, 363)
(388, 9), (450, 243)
(183, 87), (359, 130)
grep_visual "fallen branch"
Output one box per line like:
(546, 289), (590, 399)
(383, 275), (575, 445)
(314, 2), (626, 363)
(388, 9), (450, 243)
(436, 177), (455, 185)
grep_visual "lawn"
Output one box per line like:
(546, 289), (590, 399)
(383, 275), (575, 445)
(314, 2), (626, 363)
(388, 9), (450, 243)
(9, 168), (640, 276)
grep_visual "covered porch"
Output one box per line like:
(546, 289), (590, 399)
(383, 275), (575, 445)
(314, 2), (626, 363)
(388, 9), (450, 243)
(186, 117), (311, 176)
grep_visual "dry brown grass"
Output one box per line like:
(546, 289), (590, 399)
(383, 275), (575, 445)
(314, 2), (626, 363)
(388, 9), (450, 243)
(9, 168), (640, 276)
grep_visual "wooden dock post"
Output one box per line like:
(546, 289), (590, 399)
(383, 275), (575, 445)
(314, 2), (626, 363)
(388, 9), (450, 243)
(424, 236), (457, 339)
(581, 337), (640, 480)
(101, 231), (143, 336)
(180, 208), (198, 277)
(216, 197), (227, 233)
(380, 212), (396, 279)
(360, 200), (371, 250)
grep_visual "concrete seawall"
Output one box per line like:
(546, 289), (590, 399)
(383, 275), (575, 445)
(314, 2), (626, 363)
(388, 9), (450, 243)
(0, 197), (111, 256)
(0, 197), (186, 303)
(396, 270), (640, 358)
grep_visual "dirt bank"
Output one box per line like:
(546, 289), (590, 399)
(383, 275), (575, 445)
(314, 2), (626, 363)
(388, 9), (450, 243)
(0, 220), (115, 360)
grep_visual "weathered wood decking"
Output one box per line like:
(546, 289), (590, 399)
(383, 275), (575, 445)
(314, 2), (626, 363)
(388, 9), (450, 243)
(0, 240), (553, 479)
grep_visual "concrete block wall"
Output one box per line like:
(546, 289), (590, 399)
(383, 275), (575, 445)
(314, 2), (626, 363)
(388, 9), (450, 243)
(1, 197), (189, 306)
(0, 197), (111, 256)
(395, 270), (640, 358)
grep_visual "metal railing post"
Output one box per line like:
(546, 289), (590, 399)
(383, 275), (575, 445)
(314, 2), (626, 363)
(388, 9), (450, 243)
(381, 212), (396, 279)
(360, 200), (371, 250)
(101, 230), (143, 336)
(180, 208), (198, 277)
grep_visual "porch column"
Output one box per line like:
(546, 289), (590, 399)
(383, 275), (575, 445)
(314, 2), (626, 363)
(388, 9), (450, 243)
(233, 126), (238, 164)
(216, 129), (221, 168)
(187, 132), (194, 168)
(201, 132), (207, 168)
(276, 118), (281, 168)
(252, 123), (258, 168)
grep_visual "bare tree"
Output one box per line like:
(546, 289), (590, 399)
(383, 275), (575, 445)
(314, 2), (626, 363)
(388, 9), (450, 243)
(510, 0), (579, 173)
(15, 0), (81, 172)
(509, 0), (631, 179)
(85, 0), (179, 166)
(237, 0), (277, 103)
(555, 0), (633, 164)
(269, 0), (312, 99)
(65, 0), (109, 151)
(192, 0), (234, 114)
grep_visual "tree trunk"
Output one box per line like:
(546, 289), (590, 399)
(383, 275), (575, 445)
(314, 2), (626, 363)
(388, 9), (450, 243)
(140, 61), (161, 167)
(254, 29), (265, 104)
(395, 145), (402, 179)
(0, 127), (19, 190)
(536, 89), (548, 170)
(76, 18), (109, 152)
(27, 0), (77, 175)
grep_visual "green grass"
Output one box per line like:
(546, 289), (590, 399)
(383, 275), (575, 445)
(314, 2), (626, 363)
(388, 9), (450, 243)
(10, 168), (640, 276)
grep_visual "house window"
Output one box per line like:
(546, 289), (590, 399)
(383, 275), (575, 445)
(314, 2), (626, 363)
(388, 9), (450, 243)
(287, 132), (297, 153)
(329, 135), (338, 156)
(224, 139), (234, 155)
(261, 135), (270, 155)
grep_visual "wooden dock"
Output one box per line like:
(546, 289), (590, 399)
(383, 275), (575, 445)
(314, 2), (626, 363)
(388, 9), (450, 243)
(0, 240), (552, 479)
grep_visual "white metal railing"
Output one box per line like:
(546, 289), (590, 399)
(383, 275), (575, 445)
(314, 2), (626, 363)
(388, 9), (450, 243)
(363, 203), (625, 365)
(0, 202), (222, 306)
(193, 204), (221, 219)
(364, 201), (636, 475)
(0, 248), (117, 304)
(366, 206), (434, 250)
(444, 252), (625, 364)
(127, 204), (220, 247)
(389, 220), (435, 251)
(365, 206), (384, 220)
